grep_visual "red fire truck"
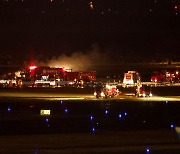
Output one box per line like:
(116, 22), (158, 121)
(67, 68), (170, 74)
(94, 84), (119, 98)
(28, 66), (96, 83)
(151, 70), (180, 83)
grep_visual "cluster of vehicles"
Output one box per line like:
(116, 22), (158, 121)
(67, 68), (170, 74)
(94, 70), (153, 99)
(151, 71), (180, 83)
(0, 66), (179, 99)
(0, 66), (96, 88)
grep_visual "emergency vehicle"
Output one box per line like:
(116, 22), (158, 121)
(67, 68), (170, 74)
(151, 70), (180, 83)
(135, 85), (152, 97)
(94, 84), (119, 98)
(123, 71), (141, 86)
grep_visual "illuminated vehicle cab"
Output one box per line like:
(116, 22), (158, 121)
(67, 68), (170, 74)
(123, 71), (141, 87)
(94, 84), (119, 98)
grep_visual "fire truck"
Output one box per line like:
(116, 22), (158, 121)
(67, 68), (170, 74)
(27, 66), (96, 87)
(175, 0), (180, 15)
(123, 71), (141, 86)
(94, 84), (119, 98)
(151, 70), (180, 83)
(135, 85), (152, 97)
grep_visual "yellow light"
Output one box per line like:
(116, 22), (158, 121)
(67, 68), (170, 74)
(101, 92), (105, 97)
(40, 110), (51, 116)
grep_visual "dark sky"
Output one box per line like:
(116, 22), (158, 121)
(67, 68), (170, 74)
(0, 0), (180, 62)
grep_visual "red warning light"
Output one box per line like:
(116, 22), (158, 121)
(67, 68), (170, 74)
(29, 66), (37, 70)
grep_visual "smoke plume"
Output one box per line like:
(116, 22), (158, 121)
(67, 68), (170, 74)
(35, 44), (108, 71)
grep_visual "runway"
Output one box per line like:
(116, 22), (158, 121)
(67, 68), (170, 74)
(0, 87), (180, 153)
(0, 89), (180, 102)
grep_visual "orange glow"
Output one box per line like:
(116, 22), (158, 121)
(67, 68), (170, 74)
(89, 2), (93, 10)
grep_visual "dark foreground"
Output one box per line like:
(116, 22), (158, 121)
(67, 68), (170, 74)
(0, 87), (180, 153)
(0, 130), (179, 154)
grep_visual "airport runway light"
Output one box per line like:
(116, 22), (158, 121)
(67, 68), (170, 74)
(170, 123), (174, 129)
(118, 114), (122, 119)
(40, 110), (51, 116)
(90, 115), (93, 121)
(105, 110), (109, 114)
(64, 108), (68, 113)
(146, 147), (150, 153)
(7, 106), (11, 112)
(45, 118), (49, 123)
(92, 127), (95, 133)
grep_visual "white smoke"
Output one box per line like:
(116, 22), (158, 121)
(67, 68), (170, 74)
(39, 44), (108, 71)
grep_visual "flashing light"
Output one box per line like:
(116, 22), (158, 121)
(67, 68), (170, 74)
(106, 84), (111, 89)
(29, 65), (37, 70)
(100, 92), (105, 97)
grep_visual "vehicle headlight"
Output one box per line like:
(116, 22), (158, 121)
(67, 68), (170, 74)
(94, 92), (97, 96)
(143, 93), (146, 97)
(149, 93), (152, 97)
(101, 92), (105, 97)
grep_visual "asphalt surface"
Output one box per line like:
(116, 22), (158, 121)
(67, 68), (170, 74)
(0, 87), (179, 153)
(0, 130), (179, 153)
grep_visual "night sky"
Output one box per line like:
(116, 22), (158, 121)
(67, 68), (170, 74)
(0, 0), (180, 63)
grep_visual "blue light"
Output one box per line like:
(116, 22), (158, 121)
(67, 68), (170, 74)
(105, 110), (108, 114)
(90, 115), (93, 121)
(60, 100), (63, 104)
(7, 106), (11, 112)
(146, 148), (150, 153)
(170, 123), (174, 129)
(64, 108), (68, 113)
(124, 112), (128, 116)
(45, 118), (49, 123)
(92, 127), (95, 133)
(118, 114), (122, 118)
(166, 100), (168, 104)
